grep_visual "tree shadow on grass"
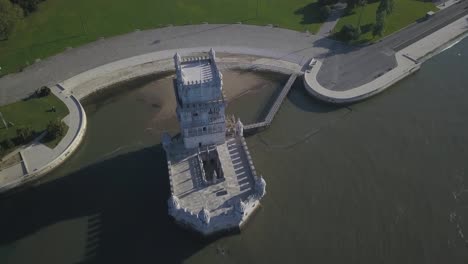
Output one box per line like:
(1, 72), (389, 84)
(0, 144), (219, 264)
(294, 3), (323, 25)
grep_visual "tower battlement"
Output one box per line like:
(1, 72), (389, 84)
(174, 49), (223, 105)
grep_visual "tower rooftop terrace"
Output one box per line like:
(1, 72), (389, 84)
(180, 58), (215, 85)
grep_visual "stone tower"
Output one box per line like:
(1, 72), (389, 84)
(173, 49), (226, 149)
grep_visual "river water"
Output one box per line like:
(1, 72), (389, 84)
(0, 38), (467, 264)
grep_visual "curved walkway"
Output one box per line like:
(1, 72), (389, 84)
(0, 24), (341, 106)
(60, 47), (303, 100)
(0, 86), (86, 193)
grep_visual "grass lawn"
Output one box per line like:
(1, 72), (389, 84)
(334, 0), (437, 44)
(0, 93), (69, 144)
(0, 0), (322, 75)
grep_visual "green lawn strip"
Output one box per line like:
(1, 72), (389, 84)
(334, 0), (437, 44)
(0, 0), (322, 75)
(0, 93), (69, 144)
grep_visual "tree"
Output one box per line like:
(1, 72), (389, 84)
(1, 138), (14, 149)
(10, 0), (44, 15)
(46, 119), (66, 140)
(339, 24), (361, 41)
(318, 0), (338, 6)
(373, 11), (386, 37)
(36, 86), (51, 97)
(377, 0), (393, 15)
(16, 125), (34, 143)
(0, 0), (23, 40)
(320, 5), (332, 21)
(345, 0), (359, 9)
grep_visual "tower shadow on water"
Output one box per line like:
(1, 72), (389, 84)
(0, 144), (220, 264)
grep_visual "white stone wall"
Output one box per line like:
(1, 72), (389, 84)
(168, 194), (262, 236)
(180, 83), (223, 104)
(184, 131), (225, 149)
(178, 103), (226, 130)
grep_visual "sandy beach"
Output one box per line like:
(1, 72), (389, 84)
(133, 70), (287, 121)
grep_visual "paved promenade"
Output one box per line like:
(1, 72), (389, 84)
(305, 15), (468, 103)
(0, 25), (340, 106)
(61, 51), (302, 100)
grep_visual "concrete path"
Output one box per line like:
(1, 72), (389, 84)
(304, 15), (468, 103)
(317, 3), (347, 37)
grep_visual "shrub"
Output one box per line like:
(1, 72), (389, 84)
(373, 11), (386, 37)
(320, 5), (332, 21)
(10, 0), (45, 15)
(0, 0), (23, 40)
(1, 138), (15, 149)
(36, 86), (51, 97)
(16, 125), (34, 144)
(339, 24), (361, 41)
(318, 0), (338, 6)
(46, 119), (66, 140)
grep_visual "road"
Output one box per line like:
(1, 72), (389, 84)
(317, 0), (468, 91)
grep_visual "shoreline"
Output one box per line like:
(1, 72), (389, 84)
(0, 12), (466, 193)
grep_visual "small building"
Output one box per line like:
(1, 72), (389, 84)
(162, 49), (266, 236)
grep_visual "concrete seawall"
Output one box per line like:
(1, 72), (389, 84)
(60, 48), (302, 100)
(304, 15), (468, 104)
(0, 50), (300, 193)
